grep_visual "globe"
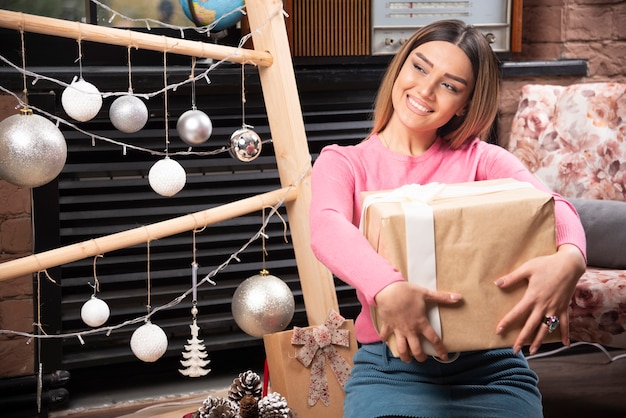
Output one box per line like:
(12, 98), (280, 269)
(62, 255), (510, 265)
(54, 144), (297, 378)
(179, 0), (245, 32)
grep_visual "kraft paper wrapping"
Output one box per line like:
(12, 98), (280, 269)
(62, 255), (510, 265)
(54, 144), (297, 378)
(263, 318), (357, 418)
(361, 179), (559, 356)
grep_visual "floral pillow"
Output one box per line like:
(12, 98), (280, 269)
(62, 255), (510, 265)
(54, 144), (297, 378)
(508, 83), (626, 201)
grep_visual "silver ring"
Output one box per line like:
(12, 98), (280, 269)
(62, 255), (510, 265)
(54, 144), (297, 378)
(543, 316), (559, 333)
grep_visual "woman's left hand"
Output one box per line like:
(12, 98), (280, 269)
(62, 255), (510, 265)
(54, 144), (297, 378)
(494, 244), (586, 355)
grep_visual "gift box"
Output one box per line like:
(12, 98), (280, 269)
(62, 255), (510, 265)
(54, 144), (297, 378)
(263, 310), (357, 418)
(361, 178), (559, 356)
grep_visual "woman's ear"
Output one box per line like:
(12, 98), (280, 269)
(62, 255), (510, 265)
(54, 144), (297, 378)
(456, 102), (469, 117)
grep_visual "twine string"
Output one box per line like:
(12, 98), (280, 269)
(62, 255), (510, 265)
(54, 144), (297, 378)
(190, 56), (197, 109)
(241, 63), (246, 127)
(163, 48), (170, 151)
(91, 254), (103, 295)
(19, 27), (28, 106)
(75, 26), (83, 79)
(127, 45), (133, 93)
(146, 240), (152, 314)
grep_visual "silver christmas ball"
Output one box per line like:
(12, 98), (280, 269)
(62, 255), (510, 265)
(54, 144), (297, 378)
(176, 109), (213, 145)
(109, 95), (149, 133)
(81, 295), (110, 327)
(229, 127), (262, 162)
(0, 110), (67, 188)
(61, 77), (102, 122)
(231, 272), (295, 337)
(130, 321), (168, 362)
(148, 157), (186, 197)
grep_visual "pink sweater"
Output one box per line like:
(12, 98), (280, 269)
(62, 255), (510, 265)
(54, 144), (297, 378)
(309, 134), (587, 344)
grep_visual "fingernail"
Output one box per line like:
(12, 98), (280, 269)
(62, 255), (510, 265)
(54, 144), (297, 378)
(496, 326), (504, 335)
(494, 279), (504, 287)
(450, 293), (462, 301)
(529, 346), (537, 355)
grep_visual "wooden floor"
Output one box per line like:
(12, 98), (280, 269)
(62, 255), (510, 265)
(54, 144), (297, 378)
(40, 344), (626, 417)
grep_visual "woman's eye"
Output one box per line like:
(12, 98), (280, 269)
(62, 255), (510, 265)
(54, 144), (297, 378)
(442, 82), (458, 92)
(413, 64), (427, 74)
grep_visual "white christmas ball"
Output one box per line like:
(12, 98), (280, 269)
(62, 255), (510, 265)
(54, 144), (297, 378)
(176, 109), (213, 145)
(229, 127), (262, 162)
(130, 321), (168, 362)
(148, 157), (186, 197)
(0, 111), (67, 188)
(80, 296), (110, 327)
(231, 272), (295, 337)
(109, 95), (149, 133)
(61, 77), (103, 122)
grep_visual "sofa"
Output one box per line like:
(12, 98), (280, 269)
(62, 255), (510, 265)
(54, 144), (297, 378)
(507, 82), (626, 349)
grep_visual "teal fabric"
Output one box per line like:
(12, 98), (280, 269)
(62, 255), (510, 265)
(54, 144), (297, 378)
(343, 343), (542, 418)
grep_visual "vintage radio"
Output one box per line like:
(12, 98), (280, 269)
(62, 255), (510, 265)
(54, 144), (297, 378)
(372, 0), (514, 55)
(284, 0), (520, 57)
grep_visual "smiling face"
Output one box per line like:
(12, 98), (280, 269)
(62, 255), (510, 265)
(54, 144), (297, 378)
(389, 40), (475, 143)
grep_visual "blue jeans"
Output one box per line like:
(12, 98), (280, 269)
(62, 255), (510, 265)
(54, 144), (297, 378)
(343, 342), (543, 418)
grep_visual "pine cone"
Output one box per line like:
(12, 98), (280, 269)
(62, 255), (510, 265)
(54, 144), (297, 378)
(206, 400), (239, 418)
(239, 394), (259, 418)
(228, 370), (263, 403)
(258, 392), (295, 418)
(197, 396), (239, 418)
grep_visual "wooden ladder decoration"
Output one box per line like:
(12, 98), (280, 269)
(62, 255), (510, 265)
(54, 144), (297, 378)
(0, 0), (338, 326)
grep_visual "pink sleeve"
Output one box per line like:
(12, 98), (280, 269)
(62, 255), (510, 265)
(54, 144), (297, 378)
(309, 148), (405, 306)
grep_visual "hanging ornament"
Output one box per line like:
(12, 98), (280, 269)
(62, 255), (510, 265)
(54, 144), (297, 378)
(148, 156), (186, 197)
(179, 317), (211, 377)
(109, 94), (149, 133)
(131, 241), (168, 362)
(229, 64), (262, 162)
(130, 320), (168, 362)
(61, 76), (103, 122)
(179, 238), (211, 377)
(0, 108), (67, 188)
(229, 127), (262, 162)
(81, 254), (110, 327)
(81, 295), (110, 328)
(177, 57), (212, 146)
(231, 269), (295, 338)
(177, 109), (213, 145)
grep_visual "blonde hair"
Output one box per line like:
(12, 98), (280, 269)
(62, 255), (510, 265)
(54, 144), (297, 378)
(370, 20), (500, 149)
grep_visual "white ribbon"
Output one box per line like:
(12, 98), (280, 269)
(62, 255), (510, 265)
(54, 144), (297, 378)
(360, 180), (534, 352)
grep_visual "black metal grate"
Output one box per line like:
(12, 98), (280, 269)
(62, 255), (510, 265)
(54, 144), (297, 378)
(28, 62), (381, 372)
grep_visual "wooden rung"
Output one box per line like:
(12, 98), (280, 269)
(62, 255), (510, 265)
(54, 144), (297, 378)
(0, 187), (297, 282)
(0, 9), (273, 67)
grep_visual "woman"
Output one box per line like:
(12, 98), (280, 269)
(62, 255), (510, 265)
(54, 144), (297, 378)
(309, 20), (586, 418)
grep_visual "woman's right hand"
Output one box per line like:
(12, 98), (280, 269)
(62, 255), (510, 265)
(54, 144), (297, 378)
(374, 281), (462, 363)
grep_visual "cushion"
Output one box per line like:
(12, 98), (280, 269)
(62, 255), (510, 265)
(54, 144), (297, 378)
(508, 83), (626, 201)
(569, 198), (626, 269)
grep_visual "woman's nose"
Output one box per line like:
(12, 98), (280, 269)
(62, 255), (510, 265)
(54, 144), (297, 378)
(419, 78), (436, 98)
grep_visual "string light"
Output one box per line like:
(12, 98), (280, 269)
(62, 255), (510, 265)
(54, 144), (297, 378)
(0, 2), (283, 158)
(0, 1), (289, 343)
(0, 180), (299, 341)
(89, 0), (246, 37)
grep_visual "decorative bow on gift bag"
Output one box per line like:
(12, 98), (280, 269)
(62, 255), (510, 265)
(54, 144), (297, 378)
(263, 309), (357, 418)
(291, 309), (352, 406)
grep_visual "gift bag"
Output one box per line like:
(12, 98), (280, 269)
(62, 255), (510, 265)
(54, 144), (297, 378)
(263, 310), (357, 418)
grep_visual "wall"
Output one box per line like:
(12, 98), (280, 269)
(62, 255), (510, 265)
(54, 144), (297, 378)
(0, 0), (625, 379)
(498, 0), (626, 148)
(0, 95), (35, 378)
